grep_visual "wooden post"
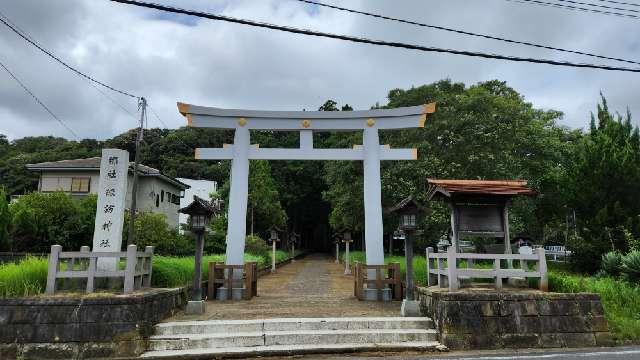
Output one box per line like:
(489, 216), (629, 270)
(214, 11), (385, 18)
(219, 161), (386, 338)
(404, 230), (415, 301)
(45, 245), (61, 295)
(426, 247), (432, 287)
(537, 248), (548, 291)
(207, 262), (215, 300)
(123, 244), (137, 293)
(335, 242), (340, 264)
(494, 258), (503, 289)
(446, 246), (458, 291)
(143, 246), (154, 288)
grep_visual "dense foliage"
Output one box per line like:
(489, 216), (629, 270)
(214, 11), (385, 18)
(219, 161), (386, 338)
(0, 79), (639, 276)
(9, 192), (97, 252)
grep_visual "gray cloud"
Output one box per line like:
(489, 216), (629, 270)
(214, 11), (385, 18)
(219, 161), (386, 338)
(0, 0), (637, 140)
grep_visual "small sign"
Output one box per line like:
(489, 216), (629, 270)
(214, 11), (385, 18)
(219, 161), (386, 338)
(92, 149), (129, 270)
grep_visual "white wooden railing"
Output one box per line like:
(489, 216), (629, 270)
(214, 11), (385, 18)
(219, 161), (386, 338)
(45, 244), (153, 294)
(425, 247), (548, 291)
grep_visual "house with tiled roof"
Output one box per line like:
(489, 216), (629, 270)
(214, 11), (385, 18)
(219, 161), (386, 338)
(26, 157), (189, 228)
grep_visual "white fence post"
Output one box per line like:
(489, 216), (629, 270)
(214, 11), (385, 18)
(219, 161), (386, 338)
(426, 247), (432, 287)
(537, 248), (548, 291)
(494, 259), (503, 289)
(45, 245), (61, 294)
(143, 246), (154, 288)
(123, 244), (137, 293)
(446, 246), (458, 291)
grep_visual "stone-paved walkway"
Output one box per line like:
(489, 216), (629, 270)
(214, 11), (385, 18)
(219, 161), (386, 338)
(167, 253), (400, 321)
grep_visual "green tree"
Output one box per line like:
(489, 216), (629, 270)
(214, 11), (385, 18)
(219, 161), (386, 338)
(564, 96), (640, 272)
(0, 187), (10, 250)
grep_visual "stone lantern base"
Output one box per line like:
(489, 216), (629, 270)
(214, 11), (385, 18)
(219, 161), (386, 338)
(185, 300), (206, 315)
(216, 287), (245, 300)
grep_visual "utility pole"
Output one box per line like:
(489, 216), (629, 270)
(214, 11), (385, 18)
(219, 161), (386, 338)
(128, 97), (146, 245)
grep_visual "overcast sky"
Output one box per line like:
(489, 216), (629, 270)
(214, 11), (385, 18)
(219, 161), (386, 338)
(0, 0), (638, 140)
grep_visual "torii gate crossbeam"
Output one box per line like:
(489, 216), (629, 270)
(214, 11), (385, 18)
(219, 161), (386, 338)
(178, 102), (435, 273)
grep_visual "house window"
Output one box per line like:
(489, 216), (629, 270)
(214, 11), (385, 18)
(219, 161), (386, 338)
(70, 177), (90, 193)
(156, 195), (159, 207)
(161, 190), (164, 202)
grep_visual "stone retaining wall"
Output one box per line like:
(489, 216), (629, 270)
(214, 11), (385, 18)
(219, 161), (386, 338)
(418, 287), (614, 350)
(0, 288), (187, 359)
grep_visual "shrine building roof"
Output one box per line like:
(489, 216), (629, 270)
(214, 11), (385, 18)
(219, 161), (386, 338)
(427, 179), (536, 200)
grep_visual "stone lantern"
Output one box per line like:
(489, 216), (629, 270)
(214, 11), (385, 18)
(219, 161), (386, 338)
(389, 196), (424, 316)
(179, 195), (216, 314)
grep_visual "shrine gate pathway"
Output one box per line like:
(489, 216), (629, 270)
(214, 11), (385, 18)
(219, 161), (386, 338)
(167, 254), (400, 321)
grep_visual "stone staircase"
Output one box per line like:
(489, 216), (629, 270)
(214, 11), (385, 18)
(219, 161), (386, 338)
(141, 317), (442, 358)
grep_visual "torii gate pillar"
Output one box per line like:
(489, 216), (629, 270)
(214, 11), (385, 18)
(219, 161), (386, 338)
(363, 127), (384, 266)
(225, 126), (250, 265)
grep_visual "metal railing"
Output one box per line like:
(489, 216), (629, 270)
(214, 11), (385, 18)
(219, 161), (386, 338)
(425, 246), (548, 291)
(544, 245), (572, 261)
(45, 244), (154, 294)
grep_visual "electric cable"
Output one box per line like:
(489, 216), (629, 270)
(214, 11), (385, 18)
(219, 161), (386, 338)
(108, 0), (640, 73)
(0, 58), (80, 140)
(292, 0), (640, 66)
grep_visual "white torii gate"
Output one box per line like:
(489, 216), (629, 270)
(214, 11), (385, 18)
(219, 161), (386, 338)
(178, 102), (435, 270)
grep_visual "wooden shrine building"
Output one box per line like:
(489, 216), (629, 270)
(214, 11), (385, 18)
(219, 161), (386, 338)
(427, 179), (536, 254)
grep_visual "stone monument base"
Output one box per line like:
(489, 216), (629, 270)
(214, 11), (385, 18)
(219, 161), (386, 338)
(185, 300), (206, 314)
(362, 287), (392, 301)
(216, 287), (245, 300)
(401, 299), (420, 316)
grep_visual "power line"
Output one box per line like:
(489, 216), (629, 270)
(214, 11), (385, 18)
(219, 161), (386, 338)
(553, 0), (639, 13)
(0, 15), (139, 98)
(595, 0), (640, 7)
(293, 0), (640, 66)
(109, 0), (640, 73)
(0, 58), (80, 140)
(0, 9), (141, 123)
(505, 0), (640, 19)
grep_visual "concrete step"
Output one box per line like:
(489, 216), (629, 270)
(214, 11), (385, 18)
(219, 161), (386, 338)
(141, 341), (443, 358)
(155, 317), (434, 335)
(149, 328), (438, 351)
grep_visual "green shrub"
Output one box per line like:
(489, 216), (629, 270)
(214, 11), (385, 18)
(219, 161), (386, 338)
(0, 256), (48, 297)
(621, 251), (640, 283)
(9, 192), (97, 252)
(601, 251), (624, 278)
(123, 212), (190, 255)
(245, 234), (269, 260)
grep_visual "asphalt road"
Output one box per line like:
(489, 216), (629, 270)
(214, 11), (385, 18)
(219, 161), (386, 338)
(294, 346), (640, 360)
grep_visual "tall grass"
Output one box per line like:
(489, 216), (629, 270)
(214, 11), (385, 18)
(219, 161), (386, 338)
(0, 250), (298, 297)
(0, 256), (48, 297)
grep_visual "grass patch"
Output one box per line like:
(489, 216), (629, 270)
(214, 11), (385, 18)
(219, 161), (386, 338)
(0, 250), (300, 297)
(0, 256), (48, 297)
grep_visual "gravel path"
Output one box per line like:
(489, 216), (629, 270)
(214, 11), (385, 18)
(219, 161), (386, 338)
(168, 253), (400, 321)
